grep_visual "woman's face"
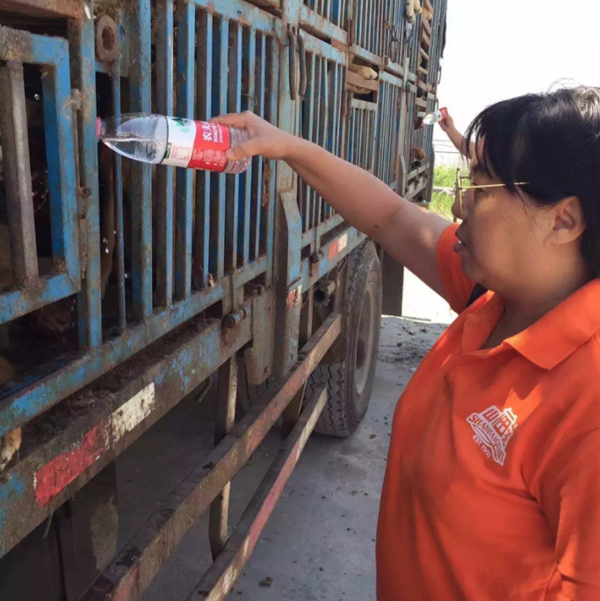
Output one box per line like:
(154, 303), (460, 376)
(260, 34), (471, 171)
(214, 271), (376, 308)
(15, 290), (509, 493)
(451, 158), (556, 297)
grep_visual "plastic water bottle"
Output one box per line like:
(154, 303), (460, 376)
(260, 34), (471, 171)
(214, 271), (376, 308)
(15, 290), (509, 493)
(422, 107), (448, 126)
(97, 113), (251, 174)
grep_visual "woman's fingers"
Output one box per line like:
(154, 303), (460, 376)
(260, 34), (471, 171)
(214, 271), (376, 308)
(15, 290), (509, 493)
(212, 112), (294, 160)
(210, 112), (251, 128)
(225, 139), (259, 161)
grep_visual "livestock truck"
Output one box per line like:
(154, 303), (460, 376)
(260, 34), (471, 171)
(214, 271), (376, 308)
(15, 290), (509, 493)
(0, 0), (446, 598)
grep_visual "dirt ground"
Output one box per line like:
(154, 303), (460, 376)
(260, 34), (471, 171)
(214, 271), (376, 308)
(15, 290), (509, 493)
(114, 269), (455, 601)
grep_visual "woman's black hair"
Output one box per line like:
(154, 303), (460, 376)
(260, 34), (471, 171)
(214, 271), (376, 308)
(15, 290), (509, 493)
(464, 86), (600, 277)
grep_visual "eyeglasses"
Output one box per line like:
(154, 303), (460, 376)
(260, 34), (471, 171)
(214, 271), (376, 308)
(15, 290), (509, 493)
(454, 168), (529, 217)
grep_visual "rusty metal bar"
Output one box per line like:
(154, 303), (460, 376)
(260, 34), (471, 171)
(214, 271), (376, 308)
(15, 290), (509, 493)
(316, 57), (328, 226)
(111, 45), (127, 331)
(299, 3), (347, 46)
(241, 27), (256, 266)
(281, 381), (306, 438)
(155, 0), (175, 307)
(0, 59), (39, 286)
(175, 1), (195, 300)
(213, 16), (229, 280)
(264, 35), (278, 285)
(67, 10), (103, 351)
(250, 32), (266, 261)
(80, 313), (340, 601)
(225, 22), (241, 273)
(194, 9), (212, 289)
(302, 52), (316, 233)
(310, 55), (322, 231)
(188, 385), (328, 601)
(209, 354), (238, 559)
(129, 0), (153, 322)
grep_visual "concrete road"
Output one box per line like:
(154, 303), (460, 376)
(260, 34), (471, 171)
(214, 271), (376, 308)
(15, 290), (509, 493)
(115, 271), (454, 601)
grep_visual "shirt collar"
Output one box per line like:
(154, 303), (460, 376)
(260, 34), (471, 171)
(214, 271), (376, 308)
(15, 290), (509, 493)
(503, 278), (600, 370)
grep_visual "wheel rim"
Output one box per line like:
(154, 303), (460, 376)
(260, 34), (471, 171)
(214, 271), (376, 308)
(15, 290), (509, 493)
(355, 280), (377, 399)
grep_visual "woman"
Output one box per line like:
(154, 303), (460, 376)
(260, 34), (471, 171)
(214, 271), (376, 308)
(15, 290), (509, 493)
(213, 86), (600, 600)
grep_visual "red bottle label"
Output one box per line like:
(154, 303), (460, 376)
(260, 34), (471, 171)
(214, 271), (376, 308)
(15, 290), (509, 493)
(189, 121), (231, 172)
(162, 118), (231, 172)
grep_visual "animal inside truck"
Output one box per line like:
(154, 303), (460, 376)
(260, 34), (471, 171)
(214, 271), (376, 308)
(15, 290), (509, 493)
(0, 0), (447, 598)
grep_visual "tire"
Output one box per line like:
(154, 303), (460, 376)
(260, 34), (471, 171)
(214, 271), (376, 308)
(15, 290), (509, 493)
(309, 241), (382, 437)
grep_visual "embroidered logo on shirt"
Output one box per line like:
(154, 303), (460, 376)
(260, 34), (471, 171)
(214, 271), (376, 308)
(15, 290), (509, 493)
(467, 405), (518, 466)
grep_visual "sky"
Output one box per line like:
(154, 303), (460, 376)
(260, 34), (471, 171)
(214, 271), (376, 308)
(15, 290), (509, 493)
(435, 0), (600, 141)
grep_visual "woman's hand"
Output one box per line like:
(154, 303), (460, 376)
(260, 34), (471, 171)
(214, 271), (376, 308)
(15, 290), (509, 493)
(210, 112), (297, 162)
(439, 111), (455, 133)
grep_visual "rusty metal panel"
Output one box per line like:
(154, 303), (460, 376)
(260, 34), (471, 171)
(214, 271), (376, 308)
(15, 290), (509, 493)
(0, 290), (269, 559)
(0, 60), (38, 286)
(302, 0), (347, 30)
(79, 313), (340, 601)
(191, 385), (328, 601)
(297, 33), (346, 251)
(0, 263), (265, 439)
(375, 71), (403, 187)
(0, 26), (81, 325)
(0, 0), (81, 18)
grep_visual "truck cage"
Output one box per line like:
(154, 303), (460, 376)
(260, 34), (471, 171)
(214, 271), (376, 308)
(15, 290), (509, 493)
(0, 0), (447, 599)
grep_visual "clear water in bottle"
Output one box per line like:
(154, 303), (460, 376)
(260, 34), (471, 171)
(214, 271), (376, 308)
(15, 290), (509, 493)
(97, 113), (251, 174)
(422, 107), (448, 126)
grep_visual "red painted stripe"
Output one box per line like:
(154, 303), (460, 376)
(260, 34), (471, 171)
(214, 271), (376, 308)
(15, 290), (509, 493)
(328, 240), (339, 260)
(34, 424), (106, 507)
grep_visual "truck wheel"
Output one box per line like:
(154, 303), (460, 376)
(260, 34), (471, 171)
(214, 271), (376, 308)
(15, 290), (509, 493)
(310, 241), (382, 437)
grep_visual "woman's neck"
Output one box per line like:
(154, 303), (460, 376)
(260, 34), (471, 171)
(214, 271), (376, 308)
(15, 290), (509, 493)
(486, 259), (591, 348)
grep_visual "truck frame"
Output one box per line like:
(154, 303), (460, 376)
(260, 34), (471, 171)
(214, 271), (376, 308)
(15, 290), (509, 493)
(0, 0), (447, 598)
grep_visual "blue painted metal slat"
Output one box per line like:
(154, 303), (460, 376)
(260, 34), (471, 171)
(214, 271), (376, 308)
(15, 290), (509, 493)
(175, 2), (195, 300)
(111, 45), (127, 330)
(226, 22), (241, 272)
(41, 48), (79, 279)
(264, 35), (278, 285)
(241, 27), (256, 266)
(193, 0), (283, 35)
(195, 9), (213, 289)
(155, 0), (175, 305)
(68, 6), (103, 351)
(129, 0), (153, 322)
(252, 33), (266, 261)
(214, 16), (229, 280)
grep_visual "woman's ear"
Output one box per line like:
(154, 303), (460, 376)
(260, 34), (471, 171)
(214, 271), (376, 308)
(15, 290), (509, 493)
(548, 196), (586, 245)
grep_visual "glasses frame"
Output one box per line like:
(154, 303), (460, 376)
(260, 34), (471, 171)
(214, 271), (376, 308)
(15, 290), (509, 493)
(454, 168), (529, 217)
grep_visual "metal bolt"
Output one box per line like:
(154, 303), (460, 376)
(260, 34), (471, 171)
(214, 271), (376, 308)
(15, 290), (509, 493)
(223, 312), (241, 330)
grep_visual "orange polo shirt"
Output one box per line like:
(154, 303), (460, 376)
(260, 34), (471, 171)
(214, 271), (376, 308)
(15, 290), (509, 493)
(377, 224), (600, 601)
